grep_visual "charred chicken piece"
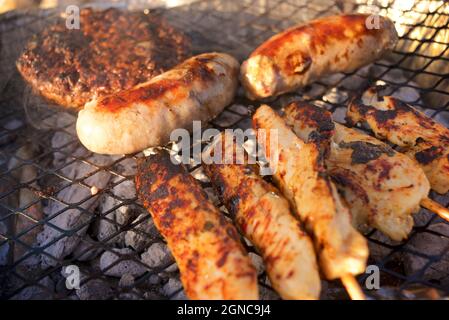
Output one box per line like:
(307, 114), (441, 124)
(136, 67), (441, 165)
(347, 87), (449, 194)
(252, 105), (368, 280)
(284, 101), (430, 241)
(135, 151), (258, 300)
(202, 132), (321, 299)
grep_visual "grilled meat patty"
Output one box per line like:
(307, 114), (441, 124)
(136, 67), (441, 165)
(16, 8), (191, 109)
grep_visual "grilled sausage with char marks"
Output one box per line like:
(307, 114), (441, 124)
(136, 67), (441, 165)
(77, 52), (239, 155)
(135, 151), (258, 300)
(241, 14), (398, 100)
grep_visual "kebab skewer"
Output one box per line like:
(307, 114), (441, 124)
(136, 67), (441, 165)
(253, 105), (369, 300)
(202, 132), (321, 299)
(283, 101), (430, 241)
(346, 87), (449, 221)
(135, 151), (258, 300)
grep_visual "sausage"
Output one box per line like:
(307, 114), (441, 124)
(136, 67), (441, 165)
(240, 14), (398, 100)
(77, 52), (239, 154)
(252, 105), (368, 280)
(135, 151), (258, 300)
(202, 132), (321, 299)
(283, 101), (430, 241)
(347, 87), (449, 194)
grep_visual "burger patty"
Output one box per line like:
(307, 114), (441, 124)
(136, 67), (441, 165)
(16, 8), (191, 109)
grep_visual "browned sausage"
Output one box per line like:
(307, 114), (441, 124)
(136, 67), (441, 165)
(135, 151), (258, 299)
(241, 14), (397, 99)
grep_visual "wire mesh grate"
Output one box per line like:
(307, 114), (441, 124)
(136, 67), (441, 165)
(0, 0), (449, 300)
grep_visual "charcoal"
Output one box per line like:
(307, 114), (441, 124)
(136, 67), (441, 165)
(0, 241), (9, 266)
(322, 286), (348, 300)
(366, 287), (400, 300)
(434, 111), (449, 129)
(141, 242), (174, 269)
(10, 276), (54, 300)
(143, 291), (165, 300)
(0, 221), (10, 266)
(118, 273), (135, 288)
(403, 222), (449, 285)
(72, 235), (103, 262)
(125, 213), (158, 252)
(115, 158), (137, 176)
(367, 231), (398, 263)
(331, 106), (347, 123)
(76, 278), (114, 300)
(162, 278), (187, 300)
(160, 263), (179, 275)
(401, 285), (445, 300)
(100, 248), (147, 277)
(147, 274), (162, 285)
(50, 113), (77, 168)
(0, 118), (23, 145)
(37, 151), (112, 268)
(7, 144), (43, 264)
(117, 291), (142, 300)
(95, 179), (139, 246)
(414, 208), (434, 228)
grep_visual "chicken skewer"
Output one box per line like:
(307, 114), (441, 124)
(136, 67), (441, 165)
(253, 104), (369, 300)
(202, 132), (321, 299)
(283, 101), (430, 241)
(136, 150), (258, 300)
(346, 87), (449, 221)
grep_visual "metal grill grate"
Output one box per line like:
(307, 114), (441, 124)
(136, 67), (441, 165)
(0, 0), (449, 300)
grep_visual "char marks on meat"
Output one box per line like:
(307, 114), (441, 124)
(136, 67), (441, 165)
(16, 8), (191, 109)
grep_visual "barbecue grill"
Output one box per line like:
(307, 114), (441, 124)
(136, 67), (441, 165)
(0, 0), (448, 300)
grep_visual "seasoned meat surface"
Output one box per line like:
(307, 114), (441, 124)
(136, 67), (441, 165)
(347, 87), (449, 194)
(135, 151), (258, 300)
(253, 105), (368, 280)
(76, 52), (239, 154)
(202, 132), (321, 299)
(16, 8), (191, 109)
(241, 14), (398, 99)
(283, 101), (430, 241)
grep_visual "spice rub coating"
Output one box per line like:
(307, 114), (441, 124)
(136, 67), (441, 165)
(136, 151), (258, 300)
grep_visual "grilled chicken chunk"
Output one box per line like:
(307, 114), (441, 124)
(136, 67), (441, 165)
(241, 14), (398, 100)
(136, 151), (258, 300)
(284, 101), (430, 241)
(202, 132), (321, 299)
(252, 105), (368, 280)
(347, 87), (449, 194)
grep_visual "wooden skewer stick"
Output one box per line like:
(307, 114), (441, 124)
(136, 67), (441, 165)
(341, 275), (366, 300)
(421, 198), (449, 221)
